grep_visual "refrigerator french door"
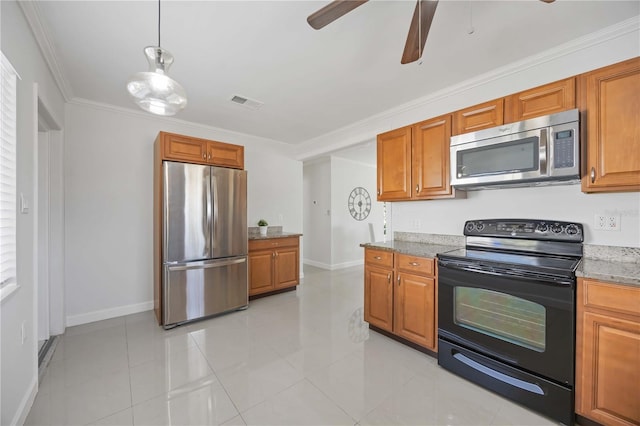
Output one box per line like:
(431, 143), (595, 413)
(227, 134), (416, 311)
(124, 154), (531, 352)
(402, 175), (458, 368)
(163, 161), (248, 328)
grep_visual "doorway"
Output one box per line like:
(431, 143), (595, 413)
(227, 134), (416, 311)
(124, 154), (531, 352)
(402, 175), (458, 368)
(36, 95), (64, 367)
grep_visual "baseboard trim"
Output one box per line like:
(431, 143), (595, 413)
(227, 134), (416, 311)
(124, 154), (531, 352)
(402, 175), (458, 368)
(303, 259), (364, 271)
(66, 301), (153, 327)
(12, 376), (37, 426)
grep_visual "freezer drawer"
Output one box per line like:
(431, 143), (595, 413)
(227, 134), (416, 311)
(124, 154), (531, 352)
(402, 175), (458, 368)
(163, 256), (248, 327)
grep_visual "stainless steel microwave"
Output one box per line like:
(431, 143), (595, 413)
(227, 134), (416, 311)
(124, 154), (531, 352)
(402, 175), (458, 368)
(450, 109), (579, 189)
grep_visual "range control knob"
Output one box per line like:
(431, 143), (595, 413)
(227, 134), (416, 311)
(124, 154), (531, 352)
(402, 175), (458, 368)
(536, 223), (549, 233)
(465, 222), (476, 232)
(476, 223), (485, 231)
(551, 224), (564, 234)
(566, 224), (580, 235)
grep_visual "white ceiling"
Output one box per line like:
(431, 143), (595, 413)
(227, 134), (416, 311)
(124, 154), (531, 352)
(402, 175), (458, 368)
(28, 1), (639, 145)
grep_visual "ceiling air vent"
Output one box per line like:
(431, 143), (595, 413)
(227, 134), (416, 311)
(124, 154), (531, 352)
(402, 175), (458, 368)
(230, 95), (264, 110)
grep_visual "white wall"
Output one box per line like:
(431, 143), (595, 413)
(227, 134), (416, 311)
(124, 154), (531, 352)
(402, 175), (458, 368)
(1, 1), (66, 424)
(330, 157), (384, 267)
(394, 185), (640, 247)
(303, 159), (332, 267)
(63, 101), (302, 326)
(296, 18), (640, 248)
(303, 157), (385, 269)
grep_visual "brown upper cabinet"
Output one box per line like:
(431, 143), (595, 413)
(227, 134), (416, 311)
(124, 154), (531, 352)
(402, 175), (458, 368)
(452, 98), (504, 135)
(504, 77), (576, 123)
(579, 57), (640, 193)
(377, 114), (459, 202)
(158, 132), (245, 169)
(452, 78), (576, 136)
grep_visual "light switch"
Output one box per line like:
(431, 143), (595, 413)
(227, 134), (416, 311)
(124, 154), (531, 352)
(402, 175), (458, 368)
(20, 193), (29, 214)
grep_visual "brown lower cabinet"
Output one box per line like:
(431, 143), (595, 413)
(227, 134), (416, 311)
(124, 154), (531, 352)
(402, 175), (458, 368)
(364, 248), (437, 352)
(576, 278), (640, 426)
(248, 237), (300, 297)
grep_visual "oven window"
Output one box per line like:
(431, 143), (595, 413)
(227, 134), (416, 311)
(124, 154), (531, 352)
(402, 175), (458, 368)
(457, 137), (538, 177)
(454, 287), (546, 352)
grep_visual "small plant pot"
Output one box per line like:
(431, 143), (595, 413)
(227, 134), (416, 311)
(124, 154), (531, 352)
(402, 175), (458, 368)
(259, 226), (268, 236)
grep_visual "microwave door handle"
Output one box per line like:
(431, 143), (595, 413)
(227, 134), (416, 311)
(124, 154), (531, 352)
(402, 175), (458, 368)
(539, 128), (548, 175)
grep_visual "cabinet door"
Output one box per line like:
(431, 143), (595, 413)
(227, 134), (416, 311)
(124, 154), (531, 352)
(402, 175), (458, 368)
(394, 272), (435, 349)
(452, 98), (504, 135)
(504, 77), (576, 123)
(364, 266), (393, 332)
(274, 247), (299, 289)
(377, 127), (412, 201)
(412, 114), (455, 199)
(207, 141), (244, 170)
(576, 311), (640, 426)
(248, 250), (274, 296)
(162, 133), (207, 163)
(581, 57), (640, 192)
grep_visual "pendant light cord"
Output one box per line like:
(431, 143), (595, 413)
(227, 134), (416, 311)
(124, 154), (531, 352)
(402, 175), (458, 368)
(158, 0), (161, 47)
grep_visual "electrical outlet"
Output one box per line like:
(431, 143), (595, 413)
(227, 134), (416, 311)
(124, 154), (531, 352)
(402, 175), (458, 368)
(594, 214), (621, 231)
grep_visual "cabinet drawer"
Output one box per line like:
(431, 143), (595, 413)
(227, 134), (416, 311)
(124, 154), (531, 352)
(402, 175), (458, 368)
(582, 279), (640, 318)
(365, 249), (393, 268)
(249, 237), (298, 252)
(395, 254), (435, 277)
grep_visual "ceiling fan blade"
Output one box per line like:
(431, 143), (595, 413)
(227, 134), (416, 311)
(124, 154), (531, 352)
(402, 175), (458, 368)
(307, 0), (369, 30)
(401, 0), (438, 65)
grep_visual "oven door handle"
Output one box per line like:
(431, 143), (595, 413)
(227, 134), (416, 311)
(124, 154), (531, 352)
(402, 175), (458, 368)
(438, 260), (574, 286)
(452, 350), (545, 395)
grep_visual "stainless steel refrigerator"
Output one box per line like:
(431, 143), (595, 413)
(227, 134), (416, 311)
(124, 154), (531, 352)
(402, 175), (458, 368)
(162, 161), (248, 328)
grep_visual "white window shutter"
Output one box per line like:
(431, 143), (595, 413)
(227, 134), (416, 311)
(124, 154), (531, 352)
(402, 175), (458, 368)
(0, 52), (19, 300)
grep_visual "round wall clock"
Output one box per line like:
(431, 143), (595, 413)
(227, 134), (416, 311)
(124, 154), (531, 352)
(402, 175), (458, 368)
(348, 187), (371, 221)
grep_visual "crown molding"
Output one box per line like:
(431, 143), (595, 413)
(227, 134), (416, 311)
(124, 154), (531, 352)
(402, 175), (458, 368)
(18, 0), (74, 101)
(295, 15), (640, 160)
(67, 97), (291, 148)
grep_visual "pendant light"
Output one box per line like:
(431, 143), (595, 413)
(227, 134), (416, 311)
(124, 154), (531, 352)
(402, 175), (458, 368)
(126, 0), (187, 116)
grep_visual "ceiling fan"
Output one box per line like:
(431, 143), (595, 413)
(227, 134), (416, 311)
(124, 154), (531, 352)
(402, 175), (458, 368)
(307, 0), (556, 65)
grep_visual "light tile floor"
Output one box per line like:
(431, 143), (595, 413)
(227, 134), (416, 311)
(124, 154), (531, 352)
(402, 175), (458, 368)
(26, 265), (559, 425)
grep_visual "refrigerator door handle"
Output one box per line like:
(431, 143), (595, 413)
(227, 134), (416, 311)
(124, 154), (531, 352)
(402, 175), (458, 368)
(211, 174), (219, 252)
(205, 169), (212, 253)
(167, 257), (247, 272)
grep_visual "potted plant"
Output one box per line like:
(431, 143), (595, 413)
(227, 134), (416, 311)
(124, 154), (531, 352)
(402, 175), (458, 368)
(258, 219), (268, 236)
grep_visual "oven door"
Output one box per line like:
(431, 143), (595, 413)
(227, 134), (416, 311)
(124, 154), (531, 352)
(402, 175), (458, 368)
(437, 258), (575, 385)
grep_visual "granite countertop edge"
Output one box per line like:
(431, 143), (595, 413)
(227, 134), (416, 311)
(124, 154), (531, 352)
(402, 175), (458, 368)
(360, 240), (462, 259)
(576, 258), (640, 287)
(249, 232), (302, 240)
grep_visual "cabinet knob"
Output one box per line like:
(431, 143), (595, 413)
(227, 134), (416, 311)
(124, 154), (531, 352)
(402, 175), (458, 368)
(374, 256), (381, 260)
(590, 167), (596, 184)
(202, 153), (206, 159)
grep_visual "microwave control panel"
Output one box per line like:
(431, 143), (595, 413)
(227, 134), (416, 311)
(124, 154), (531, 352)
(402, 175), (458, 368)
(553, 130), (575, 169)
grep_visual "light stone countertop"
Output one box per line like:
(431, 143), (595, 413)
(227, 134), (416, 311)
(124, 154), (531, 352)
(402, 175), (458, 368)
(576, 258), (640, 287)
(248, 226), (302, 240)
(360, 240), (461, 259)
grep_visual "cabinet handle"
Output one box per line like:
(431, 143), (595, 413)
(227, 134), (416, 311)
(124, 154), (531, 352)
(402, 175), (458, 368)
(377, 189), (380, 196)
(208, 153), (211, 160)
(272, 252), (275, 258)
(202, 153), (206, 159)
(409, 262), (420, 266)
(374, 256), (382, 260)
(590, 167), (596, 183)
(416, 184), (419, 193)
(397, 275), (401, 285)
(387, 273), (391, 283)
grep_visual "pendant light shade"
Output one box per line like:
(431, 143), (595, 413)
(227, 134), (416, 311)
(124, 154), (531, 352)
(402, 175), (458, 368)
(126, 0), (187, 116)
(127, 47), (187, 116)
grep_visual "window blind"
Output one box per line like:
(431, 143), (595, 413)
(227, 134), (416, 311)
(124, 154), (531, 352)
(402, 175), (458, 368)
(1, 52), (18, 299)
